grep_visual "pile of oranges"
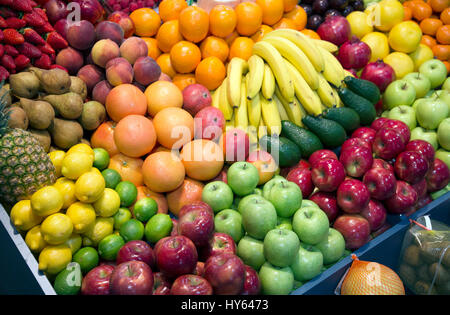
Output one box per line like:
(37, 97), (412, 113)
(128, 0), (317, 91)
(403, 0), (450, 71)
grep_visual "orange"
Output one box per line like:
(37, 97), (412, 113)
(436, 25), (450, 44)
(129, 8), (161, 37)
(225, 30), (239, 46)
(178, 6), (209, 43)
(412, 2), (432, 21)
(200, 36), (229, 63)
(153, 107), (194, 150)
(141, 37), (161, 60)
(158, 0), (188, 22)
(228, 36), (254, 61)
(142, 152), (186, 193)
(283, 5), (307, 31)
(209, 5), (237, 38)
(180, 139), (224, 181)
(135, 186), (168, 214)
(283, 0), (298, 12)
(91, 121), (119, 157)
(443, 60), (450, 73)
(272, 18), (297, 30)
(300, 29), (321, 39)
(235, 1), (263, 36)
(172, 74), (196, 91)
(403, 0), (416, 9)
(420, 18), (443, 36)
(109, 153), (144, 187)
(432, 44), (450, 60)
(256, 0), (284, 26)
(428, 0), (449, 13)
(421, 34), (437, 47)
(156, 20), (184, 53)
(403, 6), (413, 20)
(195, 56), (226, 91)
(156, 53), (177, 78)
(441, 8), (450, 25)
(145, 80), (183, 117)
(114, 115), (157, 158)
(251, 25), (273, 42)
(166, 178), (204, 217)
(170, 40), (202, 74)
(105, 84), (147, 122)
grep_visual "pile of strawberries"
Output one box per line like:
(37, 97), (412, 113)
(0, 0), (69, 80)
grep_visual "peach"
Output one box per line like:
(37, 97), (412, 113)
(77, 64), (105, 93)
(133, 56), (161, 86)
(119, 36), (148, 65)
(91, 39), (120, 68)
(106, 57), (134, 86)
(92, 80), (113, 105)
(95, 21), (124, 46)
(55, 47), (84, 75)
(108, 11), (136, 38)
(67, 20), (96, 51)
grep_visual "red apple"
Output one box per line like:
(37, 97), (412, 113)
(241, 265), (260, 295)
(371, 158), (395, 173)
(311, 158), (346, 192)
(309, 191), (340, 222)
(370, 117), (391, 131)
(308, 149), (338, 168)
(360, 60), (396, 92)
(372, 127), (406, 161)
(341, 137), (372, 153)
(179, 201), (213, 218)
(204, 253), (246, 295)
(221, 128), (250, 162)
(337, 179), (370, 214)
(337, 36), (371, 70)
(333, 214), (371, 250)
(370, 222), (392, 239)
(351, 127), (377, 145)
(207, 166), (228, 184)
(316, 15), (351, 46)
(81, 265), (115, 295)
(339, 145), (373, 178)
(193, 261), (205, 277)
(416, 193), (432, 210)
(384, 180), (418, 214)
(381, 120), (410, 145)
(286, 167), (314, 198)
(178, 203), (215, 247)
(362, 167), (397, 200)
(153, 272), (171, 295)
(194, 106), (225, 141)
(426, 158), (450, 192)
(411, 178), (427, 199)
(360, 199), (387, 232)
(170, 218), (179, 236)
(405, 139), (435, 167)
(200, 232), (236, 261)
(109, 261), (153, 295)
(182, 84), (212, 116)
(170, 274), (213, 295)
(395, 151), (429, 185)
(116, 240), (155, 268)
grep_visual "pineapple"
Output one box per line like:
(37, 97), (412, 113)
(0, 83), (56, 205)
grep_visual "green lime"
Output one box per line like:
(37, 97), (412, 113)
(93, 148), (110, 171)
(98, 234), (125, 261)
(134, 198), (158, 223)
(102, 169), (122, 189)
(115, 181), (138, 207)
(145, 214), (173, 244)
(72, 247), (99, 274)
(53, 262), (82, 295)
(113, 207), (132, 230)
(120, 219), (145, 242)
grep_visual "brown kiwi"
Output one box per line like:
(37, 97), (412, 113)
(403, 245), (422, 267)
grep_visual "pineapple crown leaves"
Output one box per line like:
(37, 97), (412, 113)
(0, 80), (11, 137)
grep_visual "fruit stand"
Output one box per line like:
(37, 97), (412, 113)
(0, 0), (450, 296)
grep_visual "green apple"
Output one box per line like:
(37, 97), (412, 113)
(202, 181), (234, 213)
(237, 235), (266, 271)
(300, 199), (320, 209)
(259, 262), (294, 295)
(292, 207), (329, 245)
(267, 181), (303, 218)
(231, 196), (241, 211)
(412, 98), (427, 111)
(237, 193), (266, 214)
(416, 96), (449, 130)
(381, 110), (390, 118)
(290, 243), (324, 282)
(262, 175), (287, 199)
(293, 280), (304, 290)
(240, 196), (277, 240)
(253, 188), (263, 196)
(436, 90), (450, 113)
(435, 149), (450, 170)
(214, 209), (244, 243)
(443, 77), (450, 92)
(388, 105), (417, 130)
(263, 229), (300, 267)
(419, 59), (447, 89)
(410, 127), (439, 150)
(437, 118), (450, 151)
(227, 161), (259, 196)
(403, 72), (431, 98)
(383, 79), (416, 110)
(276, 216), (293, 230)
(314, 228), (346, 265)
(425, 89), (435, 97)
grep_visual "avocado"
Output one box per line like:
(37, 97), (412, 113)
(302, 115), (347, 149)
(281, 120), (323, 158)
(344, 76), (381, 105)
(323, 107), (361, 133)
(338, 87), (377, 126)
(259, 134), (301, 167)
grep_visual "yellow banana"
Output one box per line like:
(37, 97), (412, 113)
(225, 113), (235, 130)
(258, 118), (267, 140)
(333, 87), (344, 107)
(273, 95), (289, 121)
(317, 73), (338, 108)
(317, 46), (345, 88)
(246, 55), (265, 99)
(247, 125), (259, 152)
(219, 77), (234, 120)
(252, 41), (294, 102)
(274, 86), (303, 126)
(260, 93), (282, 135)
(234, 80), (249, 130)
(247, 91), (261, 128)
(227, 57), (249, 107)
(313, 39), (339, 53)
(293, 96), (307, 126)
(211, 88), (220, 109)
(261, 63), (275, 100)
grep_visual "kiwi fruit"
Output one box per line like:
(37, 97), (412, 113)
(403, 245), (422, 267)
(429, 262), (449, 286)
(417, 264), (431, 282)
(414, 281), (437, 295)
(398, 264), (416, 288)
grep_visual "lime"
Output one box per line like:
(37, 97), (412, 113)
(144, 214), (173, 244)
(98, 234), (125, 261)
(93, 148), (110, 171)
(102, 169), (122, 189)
(113, 208), (132, 230)
(120, 219), (145, 242)
(53, 262), (82, 295)
(115, 181), (138, 207)
(134, 198), (158, 223)
(73, 247), (99, 274)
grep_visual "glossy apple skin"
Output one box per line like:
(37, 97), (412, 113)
(177, 205), (215, 247)
(109, 261), (153, 295)
(178, 201), (213, 218)
(280, 160), (311, 177)
(363, 167), (397, 200)
(426, 158), (450, 192)
(153, 272), (171, 295)
(316, 15), (351, 46)
(360, 60), (396, 92)
(372, 128), (406, 161)
(371, 117), (391, 131)
(200, 232), (236, 261)
(81, 265), (115, 295)
(308, 149), (338, 168)
(339, 145), (373, 178)
(170, 275), (213, 295)
(333, 214), (371, 250)
(337, 179), (370, 214)
(193, 261), (205, 277)
(371, 158), (395, 173)
(360, 199), (387, 232)
(194, 106), (225, 141)
(204, 253), (246, 295)
(337, 37), (371, 69)
(222, 128), (250, 162)
(405, 139), (435, 167)
(311, 158), (346, 192)
(341, 137), (372, 152)
(351, 127), (377, 146)
(384, 180), (418, 214)
(286, 167), (314, 198)
(309, 191), (340, 222)
(381, 120), (411, 145)
(116, 240), (155, 268)
(416, 194), (433, 210)
(155, 236), (198, 279)
(241, 265), (261, 295)
(394, 151), (429, 184)
(411, 178), (427, 199)
(183, 84), (212, 116)
(170, 218), (179, 236)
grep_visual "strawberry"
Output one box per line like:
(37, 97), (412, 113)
(14, 54), (30, 71)
(33, 7), (48, 22)
(0, 16), (7, 28)
(22, 28), (46, 46)
(45, 31), (68, 50)
(5, 17), (26, 29)
(50, 64), (68, 72)
(3, 29), (25, 45)
(0, 0), (13, 6)
(0, 65), (10, 81)
(0, 45), (3, 58)
(37, 42), (55, 55)
(0, 30), (3, 43)
(11, 0), (33, 13)
(0, 6), (18, 18)
(33, 53), (51, 69)
(34, 22), (54, 34)
(4, 45), (18, 57)
(29, 0), (38, 7)
(17, 42), (41, 59)
(1, 54), (15, 70)
(23, 10), (45, 27)
(48, 52), (55, 63)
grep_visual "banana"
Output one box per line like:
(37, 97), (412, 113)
(317, 45), (345, 88)
(234, 80), (249, 130)
(219, 77), (234, 120)
(246, 55), (265, 99)
(317, 73), (338, 108)
(262, 36), (319, 90)
(257, 118), (267, 140)
(313, 39), (339, 53)
(247, 90), (261, 128)
(263, 28), (324, 73)
(211, 88), (220, 109)
(284, 59), (323, 116)
(343, 69), (355, 78)
(274, 85), (303, 126)
(247, 125), (259, 152)
(227, 57), (249, 107)
(252, 41), (295, 103)
(260, 93), (282, 135)
(225, 113), (235, 130)
(294, 95), (307, 124)
(273, 94), (289, 121)
(261, 63), (275, 100)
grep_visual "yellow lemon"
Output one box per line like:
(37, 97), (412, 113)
(90, 167), (102, 175)
(75, 171), (105, 203)
(67, 143), (95, 160)
(61, 152), (94, 180)
(93, 188), (121, 218)
(409, 44), (434, 72)
(53, 177), (77, 209)
(41, 213), (74, 245)
(31, 186), (64, 217)
(38, 244), (72, 275)
(346, 11), (373, 39)
(66, 202), (96, 233)
(48, 150), (65, 178)
(361, 32), (390, 62)
(63, 233), (82, 254)
(82, 217), (114, 246)
(10, 200), (43, 231)
(383, 52), (414, 79)
(25, 225), (47, 253)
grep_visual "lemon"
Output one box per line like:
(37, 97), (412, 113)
(90, 167), (102, 175)
(31, 186), (64, 217)
(82, 217), (114, 246)
(10, 200), (43, 231)
(75, 171), (105, 203)
(41, 213), (74, 245)
(93, 188), (121, 218)
(53, 178), (77, 209)
(48, 150), (65, 178)
(38, 244), (72, 275)
(25, 225), (47, 253)
(67, 143), (95, 160)
(63, 233), (82, 254)
(61, 152), (94, 180)
(66, 202), (96, 233)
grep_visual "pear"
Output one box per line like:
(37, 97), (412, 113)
(49, 118), (83, 149)
(20, 98), (55, 130)
(29, 67), (71, 95)
(43, 92), (84, 120)
(79, 101), (106, 130)
(29, 129), (51, 152)
(70, 76), (88, 100)
(7, 106), (29, 130)
(9, 72), (40, 99)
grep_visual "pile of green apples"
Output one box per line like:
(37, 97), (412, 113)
(381, 59), (450, 171)
(202, 161), (349, 295)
